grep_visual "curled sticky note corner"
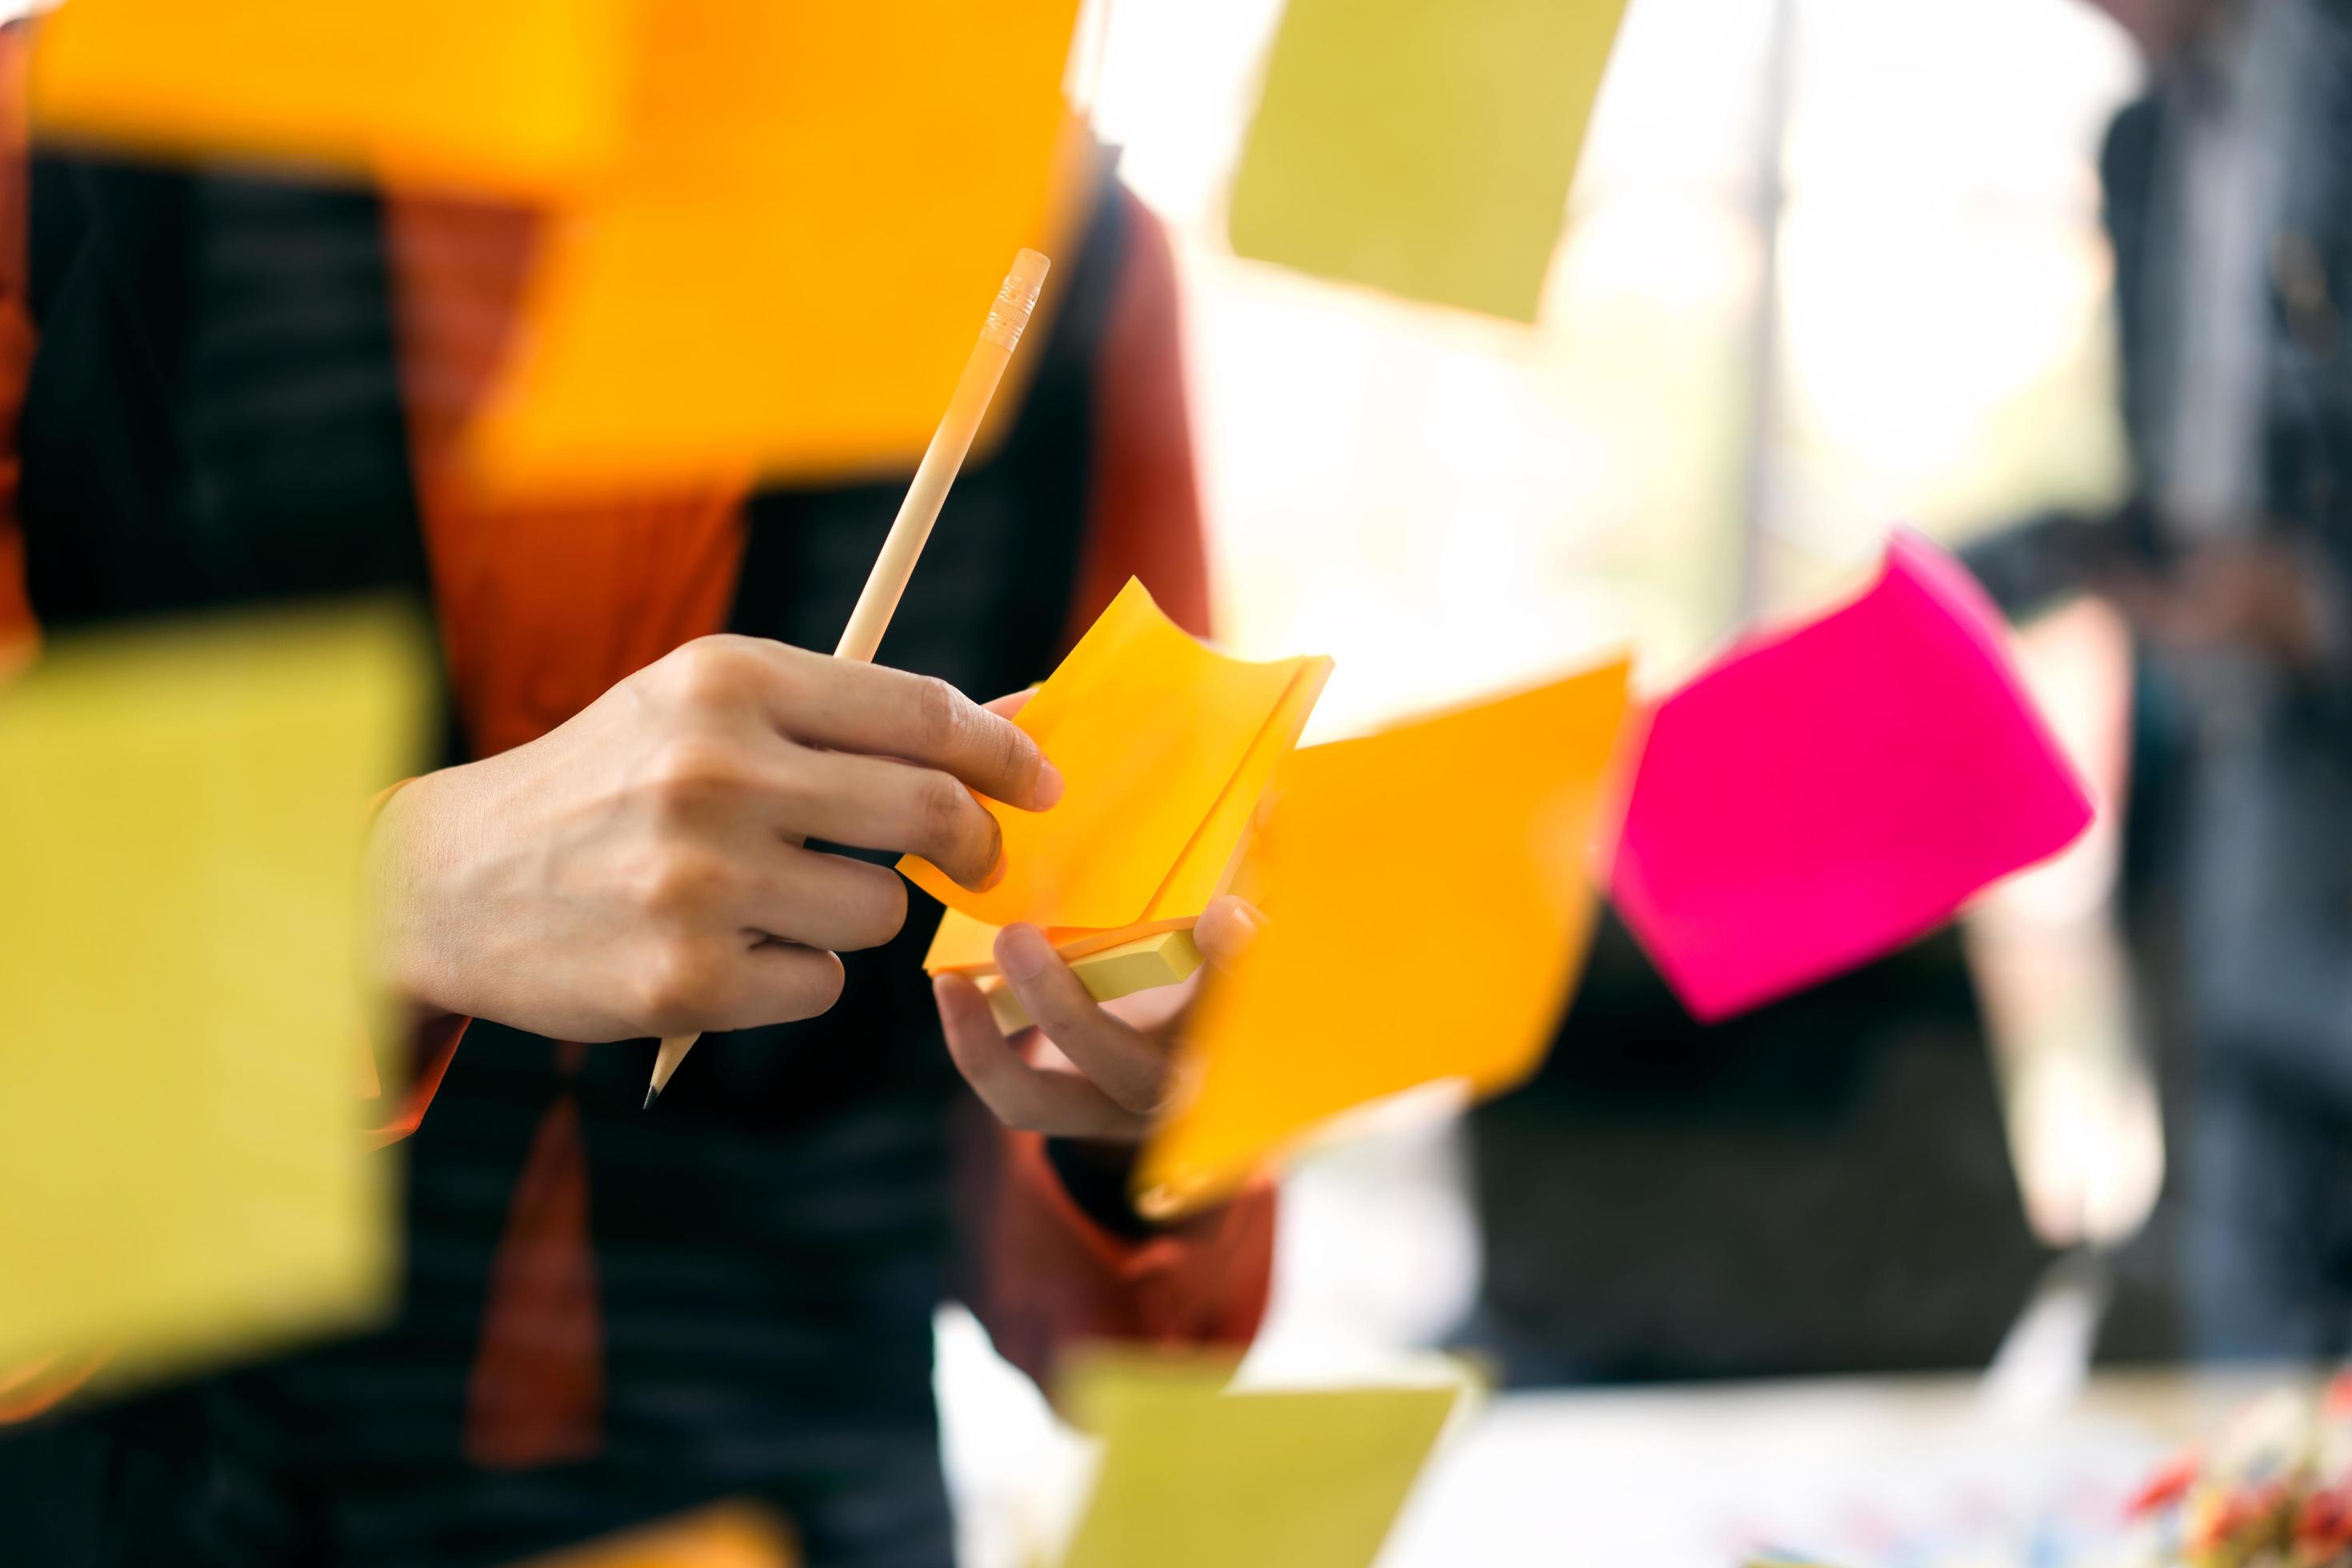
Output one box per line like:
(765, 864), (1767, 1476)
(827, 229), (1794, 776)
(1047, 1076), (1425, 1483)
(904, 577), (1331, 931)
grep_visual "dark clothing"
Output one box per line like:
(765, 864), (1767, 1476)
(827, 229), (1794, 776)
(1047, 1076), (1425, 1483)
(0, 141), (1274, 1568)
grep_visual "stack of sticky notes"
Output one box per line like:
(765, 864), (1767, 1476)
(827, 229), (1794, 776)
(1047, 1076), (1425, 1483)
(1611, 530), (2096, 1021)
(910, 578), (1636, 1214)
(0, 609), (428, 1390)
(1058, 1358), (1463, 1568)
(907, 578), (1333, 1032)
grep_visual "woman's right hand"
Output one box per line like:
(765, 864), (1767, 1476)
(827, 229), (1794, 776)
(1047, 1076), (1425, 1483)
(363, 635), (1060, 1042)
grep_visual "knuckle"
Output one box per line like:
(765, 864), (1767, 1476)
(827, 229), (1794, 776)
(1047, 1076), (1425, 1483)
(634, 940), (721, 1034)
(915, 770), (978, 860)
(640, 736), (739, 812)
(631, 846), (730, 919)
(1110, 1070), (1168, 1117)
(990, 714), (1035, 786)
(663, 636), (758, 711)
(909, 674), (967, 752)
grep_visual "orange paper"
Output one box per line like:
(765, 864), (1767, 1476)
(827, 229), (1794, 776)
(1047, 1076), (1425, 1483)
(462, 0), (1086, 496)
(511, 1502), (796, 1568)
(29, 0), (630, 198)
(1138, 660), (1634, 1215)
(905, 578), (1331, 934)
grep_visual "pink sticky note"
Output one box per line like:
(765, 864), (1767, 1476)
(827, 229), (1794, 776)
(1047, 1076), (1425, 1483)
(1611, 530), (2094, 1021)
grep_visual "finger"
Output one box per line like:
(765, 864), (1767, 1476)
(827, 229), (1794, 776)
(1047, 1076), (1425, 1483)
(934, 973), (1148, 1138)
(983, 689), (1038, 719)
(656, 941), (846, 1036)
(749, 646), (1062, 810)
(738, 846), (908, 953)
(1192, 895), (1265, 971)
(994, 925), (1173, 1116)
(767, 746), (1005, 890)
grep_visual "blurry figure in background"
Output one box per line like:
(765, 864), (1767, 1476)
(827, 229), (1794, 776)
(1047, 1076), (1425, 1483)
(1468, 912), (2046, 1384)
(0, 21), (1269, 1567)
(1966, 0), (2352, 1357)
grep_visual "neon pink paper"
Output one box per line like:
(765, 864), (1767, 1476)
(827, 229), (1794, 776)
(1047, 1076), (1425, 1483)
(1611, 530), (2094, 1021)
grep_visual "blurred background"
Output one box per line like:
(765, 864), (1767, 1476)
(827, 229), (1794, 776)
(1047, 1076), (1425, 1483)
(948, 0), (2352, 1555)
(10, 0), (2352, 1562)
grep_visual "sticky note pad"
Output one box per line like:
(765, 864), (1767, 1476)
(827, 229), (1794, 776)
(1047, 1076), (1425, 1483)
(462, 0), (1085, 496)
(1139, 660), (1631, 1215)
(29, 0), (630, 198)
(1061, 1361), (1459, 1568)
(1226, 0), (1630, 322)
(980, 930), (1204, 1034)
(0, 609), (429, 1386)
(1611, 530), (2096, 1022)
(904, 578), (1333, 931)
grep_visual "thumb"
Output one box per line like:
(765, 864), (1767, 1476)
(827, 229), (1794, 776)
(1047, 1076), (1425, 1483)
(1193, 894), (1265, 972)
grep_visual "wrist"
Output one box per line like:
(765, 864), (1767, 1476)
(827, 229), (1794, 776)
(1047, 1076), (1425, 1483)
(362, 765), (469, 1019)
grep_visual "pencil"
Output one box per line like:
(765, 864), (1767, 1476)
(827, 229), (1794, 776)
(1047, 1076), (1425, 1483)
(646, 247), (1053, 1109)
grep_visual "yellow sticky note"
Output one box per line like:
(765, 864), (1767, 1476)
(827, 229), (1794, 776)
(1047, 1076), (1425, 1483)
(980, 930), (1203, 1034)
(513, 1502), (798, 1568)
(0, 609), (430, 1386)
(29, 0), (630, 198)
(1139, 660), (1633, 1215)
(1226, 0), (1630, 322)
(1060, 1359), (1460, 1568)
(462, 0), (1086, 496)
(904, 579), (1330, 931)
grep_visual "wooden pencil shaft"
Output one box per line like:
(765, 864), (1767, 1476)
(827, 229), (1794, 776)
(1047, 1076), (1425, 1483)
(834, 335), (1014, 661)
(650, 249), (1051, 1102)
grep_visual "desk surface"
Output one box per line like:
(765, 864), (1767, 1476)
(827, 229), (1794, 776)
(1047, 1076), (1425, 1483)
(1382, 1366), (2297, 1566)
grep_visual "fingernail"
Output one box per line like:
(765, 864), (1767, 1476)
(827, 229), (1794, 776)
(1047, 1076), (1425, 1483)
(977, 849), (1006, 892)
(1033, 759), (1065, 810)
(998, 924), (1052, 983)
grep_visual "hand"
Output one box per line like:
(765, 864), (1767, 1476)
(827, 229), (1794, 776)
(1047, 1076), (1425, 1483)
(932, 894), (1264, 1140)
(364, 636), (1062, 1042)
(2110, 538), (2329, 666)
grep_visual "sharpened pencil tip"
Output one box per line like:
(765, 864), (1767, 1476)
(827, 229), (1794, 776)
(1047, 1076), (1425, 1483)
(642, 1084), (661, 1111)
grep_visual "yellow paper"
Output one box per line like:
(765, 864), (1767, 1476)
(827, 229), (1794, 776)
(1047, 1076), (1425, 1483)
(1060, 1359), (1459, 1568)
(462, 0), (1085, 496)
(1139, 660), (1633, 1215)
(512, 1502), (797, 1568)
(1226, 0), (1631, 322)
(29, 0), (630, 198)
(981, 930), (1203, 1034)
(0, 609), (429, 1385)
(903, 579), (1328, 930)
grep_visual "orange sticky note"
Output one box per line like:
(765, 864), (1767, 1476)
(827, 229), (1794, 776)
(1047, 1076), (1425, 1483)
(29, 0), (630, 198)
(1138, 660), (1633, 1215)
(511, 1502), (796, 1568)
(461, 0), (1085, 497)
(920, 626), (1330, 986)
(904, 579), (1332, 932)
